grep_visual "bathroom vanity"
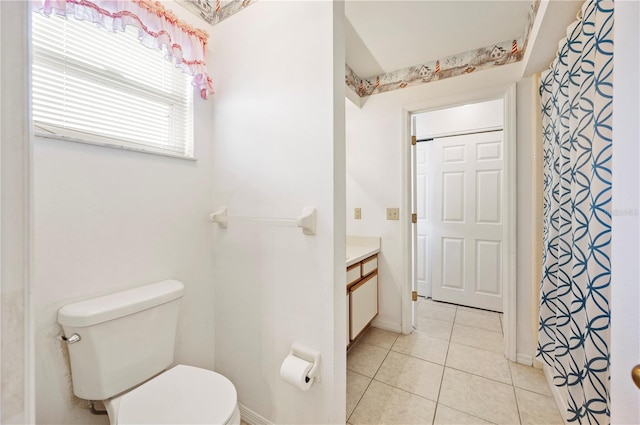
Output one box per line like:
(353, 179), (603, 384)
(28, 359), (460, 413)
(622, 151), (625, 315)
(346, 236), (381, 346)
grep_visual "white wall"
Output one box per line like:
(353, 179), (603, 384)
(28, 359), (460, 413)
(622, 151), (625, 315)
(1, 2), (32, 423)
(31, 4), (218, 423)
(414, 99), (503, 138)
(346, 63), (539, 359)
(209, 2), (346, 423)
(611, 0), (640, 423)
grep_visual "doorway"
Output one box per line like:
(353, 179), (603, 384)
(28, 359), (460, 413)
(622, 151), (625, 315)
(408, 94), (516, 360)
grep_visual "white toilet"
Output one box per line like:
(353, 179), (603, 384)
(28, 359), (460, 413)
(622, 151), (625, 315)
(58, 280), (240, 425)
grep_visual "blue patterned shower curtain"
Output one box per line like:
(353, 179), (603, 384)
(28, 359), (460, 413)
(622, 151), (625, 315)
(537, 0), (613, 423)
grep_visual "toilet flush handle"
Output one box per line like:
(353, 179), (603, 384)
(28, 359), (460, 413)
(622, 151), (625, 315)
(62, 333), (81, 344)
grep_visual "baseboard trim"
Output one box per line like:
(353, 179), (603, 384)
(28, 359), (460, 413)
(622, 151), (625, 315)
(542, 363), (569, 425)
(516, 353), (533, 366)
(239, 403), (273, 425)
(371, 318), (402, 333)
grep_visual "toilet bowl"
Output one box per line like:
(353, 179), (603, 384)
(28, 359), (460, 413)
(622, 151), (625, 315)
(58, 280), (239, 425)
(104, 365), (240, 425)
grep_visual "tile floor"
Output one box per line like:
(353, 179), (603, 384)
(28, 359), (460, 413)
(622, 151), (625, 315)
(346, 298), (563, 425)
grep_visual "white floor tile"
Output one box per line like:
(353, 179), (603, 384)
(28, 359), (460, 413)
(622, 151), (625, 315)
(415, 316), (454, 341)
(433, 404), (493, 424)
(391, 331), (449, 365)
(349, 380), (437, 425)
(455, 309), (502, 332)
(509, 362), (552, 396)
(416, 301), (457, 322)
(374, 351), (444, 401)
(446, 342), (512, 384)
(515, 387), (564, 425)
(347, 342), (388, 378)
(450, 323), (504, 352)
(358, 327), (400, 350)
(439, 367), (520, 425)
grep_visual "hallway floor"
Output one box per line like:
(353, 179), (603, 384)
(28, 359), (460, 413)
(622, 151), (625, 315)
(346, 298), (563, 424)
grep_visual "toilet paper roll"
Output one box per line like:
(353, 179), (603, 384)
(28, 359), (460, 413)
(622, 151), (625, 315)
(280, 355), (314, 391)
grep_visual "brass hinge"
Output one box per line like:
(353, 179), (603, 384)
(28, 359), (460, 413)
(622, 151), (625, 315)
(412, 291), (418, 301)
(411, 135), (417, 145)
(411, 213), (417, 224)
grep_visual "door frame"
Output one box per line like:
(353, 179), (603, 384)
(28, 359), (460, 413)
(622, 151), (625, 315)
(401, 84), (517, 362)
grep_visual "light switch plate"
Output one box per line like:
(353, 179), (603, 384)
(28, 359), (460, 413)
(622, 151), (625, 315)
(387, 208), (399, 220)
(354, 208), (362, 220)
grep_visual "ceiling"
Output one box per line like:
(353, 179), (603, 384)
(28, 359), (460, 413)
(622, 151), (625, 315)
(345, 1), (535, 78)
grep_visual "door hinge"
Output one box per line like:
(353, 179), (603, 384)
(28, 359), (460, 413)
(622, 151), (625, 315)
(411, 135), (417, 145)
(411, 213), (417, 224)
(412, 291), (418, 302)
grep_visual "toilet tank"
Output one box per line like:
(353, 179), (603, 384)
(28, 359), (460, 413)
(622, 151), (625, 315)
(58, 280), (184, 401)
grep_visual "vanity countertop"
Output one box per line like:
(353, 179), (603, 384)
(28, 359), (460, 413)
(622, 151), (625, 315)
(346, 236), (381, 267)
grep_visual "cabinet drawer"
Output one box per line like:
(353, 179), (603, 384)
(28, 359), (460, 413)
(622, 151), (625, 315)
(361, 255), (378, 276)
(347, 263), (361, 286)
(350, 273), (378, 340)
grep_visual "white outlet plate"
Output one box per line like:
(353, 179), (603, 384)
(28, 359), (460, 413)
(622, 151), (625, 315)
(387, 208), (399, 220)
(354, 208), (362, 220)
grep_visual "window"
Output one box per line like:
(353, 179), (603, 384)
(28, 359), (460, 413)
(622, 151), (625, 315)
(31, 12), (195, 158)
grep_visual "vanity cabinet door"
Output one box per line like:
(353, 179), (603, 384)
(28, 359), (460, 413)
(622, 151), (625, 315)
(349, 273), (378, 340)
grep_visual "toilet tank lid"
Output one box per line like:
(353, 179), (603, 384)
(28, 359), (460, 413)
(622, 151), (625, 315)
(58, 280), (184, 327)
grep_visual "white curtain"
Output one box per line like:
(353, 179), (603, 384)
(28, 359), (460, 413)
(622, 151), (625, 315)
(537, 0), (613, 424)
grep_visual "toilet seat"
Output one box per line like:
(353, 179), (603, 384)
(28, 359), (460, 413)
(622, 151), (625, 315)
(107, 365), (238, 425)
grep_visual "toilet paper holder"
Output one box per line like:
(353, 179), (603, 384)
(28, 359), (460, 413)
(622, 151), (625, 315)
(290, 343), (321, 384)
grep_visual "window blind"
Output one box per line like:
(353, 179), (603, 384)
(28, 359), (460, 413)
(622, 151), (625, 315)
(32, 12), (194, 158)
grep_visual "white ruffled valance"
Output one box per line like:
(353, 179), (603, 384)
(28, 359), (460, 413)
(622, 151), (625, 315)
(32, 0), (214, 99)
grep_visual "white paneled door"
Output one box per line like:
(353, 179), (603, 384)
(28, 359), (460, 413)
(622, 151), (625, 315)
(427, 131), (504, 312)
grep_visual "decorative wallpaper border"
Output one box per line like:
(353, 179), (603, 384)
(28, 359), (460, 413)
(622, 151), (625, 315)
(346, 37), (524, 97)
(176, 0), (256, 26)
(347, 0), (541, 98)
